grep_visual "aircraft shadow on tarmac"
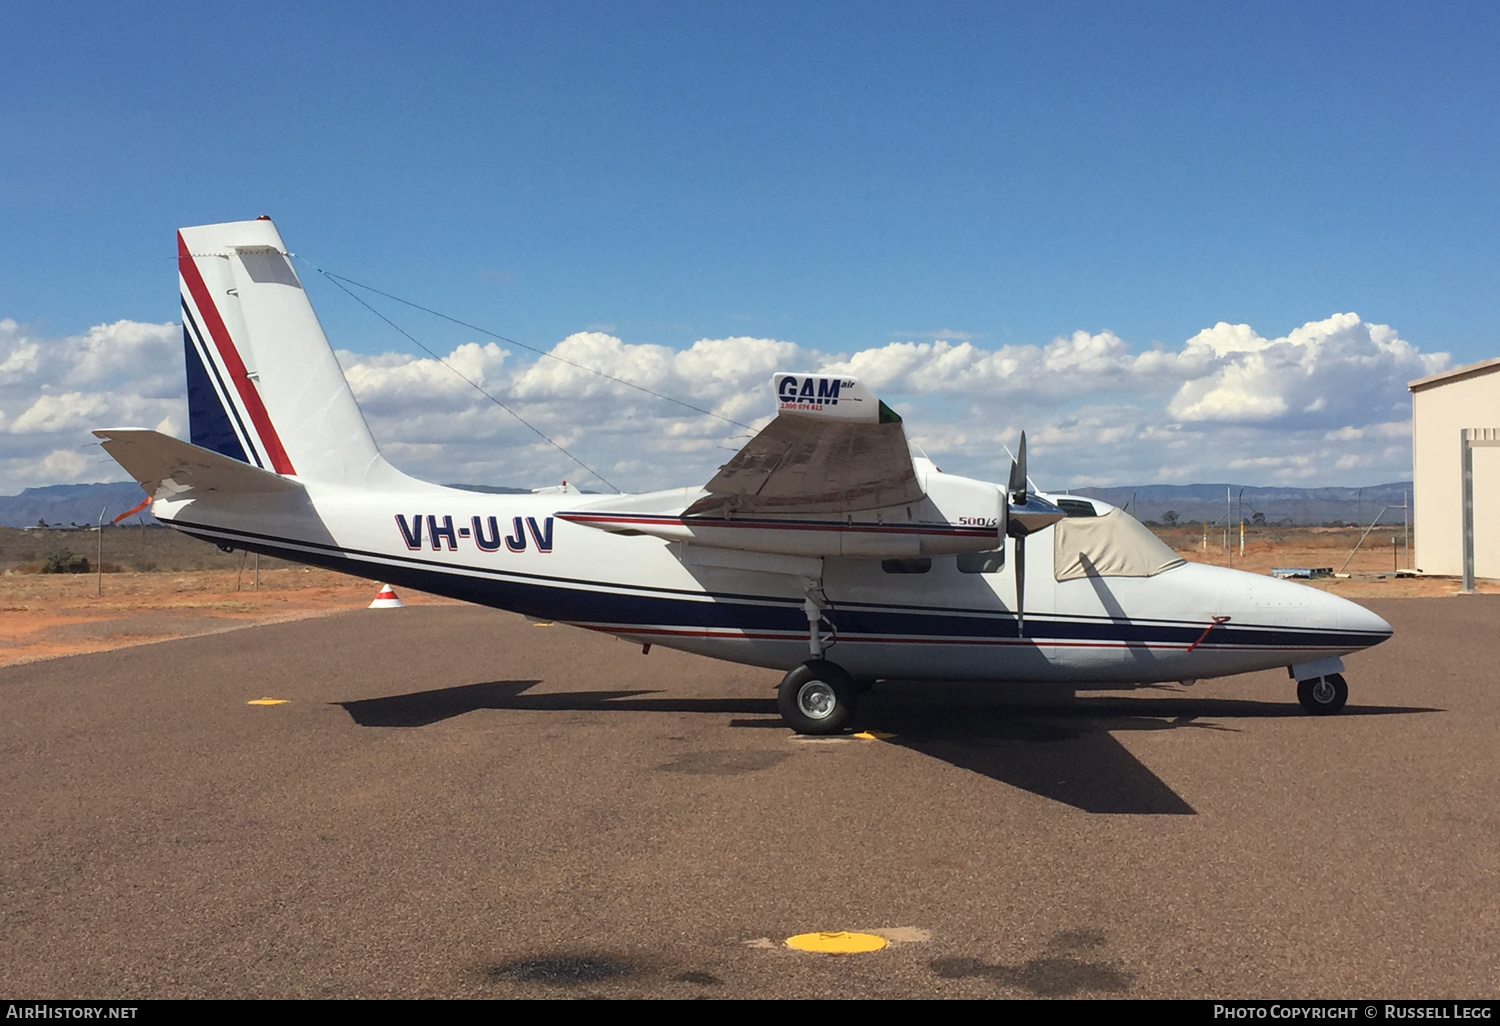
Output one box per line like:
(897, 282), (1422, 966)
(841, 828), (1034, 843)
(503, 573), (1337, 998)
(337, 680), (772, 729)
(336, 680), (1439, 817)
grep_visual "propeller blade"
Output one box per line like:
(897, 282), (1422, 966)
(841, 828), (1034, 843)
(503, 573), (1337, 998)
(1014, 534), (1026, 637)
(1008, 431), (1028, 502)
(1005, 430), (1065, 539)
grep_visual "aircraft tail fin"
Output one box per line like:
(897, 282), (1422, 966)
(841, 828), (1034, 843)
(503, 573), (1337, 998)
(177, 218), (408, 488)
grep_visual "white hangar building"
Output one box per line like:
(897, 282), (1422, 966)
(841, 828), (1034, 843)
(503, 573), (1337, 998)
(1409, 357), (1500, 580)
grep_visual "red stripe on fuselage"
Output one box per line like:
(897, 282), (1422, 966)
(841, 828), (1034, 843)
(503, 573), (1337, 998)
(556, 512), (994, 538)
(177, 232), (296, 475)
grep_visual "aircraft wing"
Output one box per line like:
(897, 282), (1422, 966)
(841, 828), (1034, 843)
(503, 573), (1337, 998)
(682, 373), (923, 517)
(558, 373), (1004, 560)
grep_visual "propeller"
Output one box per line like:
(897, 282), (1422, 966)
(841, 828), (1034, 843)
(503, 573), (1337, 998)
(1004, 432), (1065, 637)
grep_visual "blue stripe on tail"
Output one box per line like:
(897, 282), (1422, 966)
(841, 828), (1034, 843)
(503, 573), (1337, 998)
(183, 325), (250, 463)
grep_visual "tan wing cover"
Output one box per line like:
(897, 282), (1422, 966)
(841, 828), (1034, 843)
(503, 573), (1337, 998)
(684, 415), (924, 516)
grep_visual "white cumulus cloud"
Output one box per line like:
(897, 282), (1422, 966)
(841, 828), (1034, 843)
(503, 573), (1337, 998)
(0, 311), (1448, 494)
(0, 318), (181, 490)
(1164, 314), (1444, 425)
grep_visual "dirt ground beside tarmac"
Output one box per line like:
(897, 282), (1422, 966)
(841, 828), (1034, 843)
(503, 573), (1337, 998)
(0, 568), (463, 667)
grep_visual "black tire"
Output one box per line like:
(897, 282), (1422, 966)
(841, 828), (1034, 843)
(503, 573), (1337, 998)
(1297, 672), (1348, 715)
(777, 661), (857, 735)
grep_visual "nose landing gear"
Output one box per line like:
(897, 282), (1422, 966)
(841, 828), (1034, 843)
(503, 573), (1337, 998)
(1296, 672), (1349, 715)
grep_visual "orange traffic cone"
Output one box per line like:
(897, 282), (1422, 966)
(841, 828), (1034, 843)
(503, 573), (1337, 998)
(368, 584), (404, 609)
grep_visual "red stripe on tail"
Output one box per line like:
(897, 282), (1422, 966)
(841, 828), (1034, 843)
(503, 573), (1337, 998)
(176, 232), (296, 475)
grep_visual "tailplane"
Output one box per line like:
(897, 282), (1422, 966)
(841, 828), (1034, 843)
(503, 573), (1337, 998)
(92, 428), (306, 499)
(177, 218), (408, 488)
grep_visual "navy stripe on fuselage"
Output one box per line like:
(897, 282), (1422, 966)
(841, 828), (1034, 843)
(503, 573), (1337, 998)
(172, 519), (1387, 653)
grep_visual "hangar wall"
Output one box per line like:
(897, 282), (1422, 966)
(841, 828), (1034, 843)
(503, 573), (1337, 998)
(1409, 358), (1500, 578)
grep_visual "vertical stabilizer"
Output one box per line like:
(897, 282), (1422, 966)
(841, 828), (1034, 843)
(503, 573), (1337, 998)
(177, 218), (406, 487)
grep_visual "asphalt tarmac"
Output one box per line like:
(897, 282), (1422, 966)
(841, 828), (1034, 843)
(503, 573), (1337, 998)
(2, 598), (1496, 999)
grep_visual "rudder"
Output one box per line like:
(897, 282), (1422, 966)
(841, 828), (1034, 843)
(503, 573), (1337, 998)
(178, 218), (404, 487)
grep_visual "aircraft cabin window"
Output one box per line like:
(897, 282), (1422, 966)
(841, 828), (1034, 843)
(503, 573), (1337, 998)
(956, 550), (1004, 574)
(882, 558), (932, 574)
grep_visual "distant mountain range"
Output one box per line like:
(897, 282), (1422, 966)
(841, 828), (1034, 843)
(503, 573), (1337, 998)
(1070, 482), (1413, 527)
(442, 484), (531, 494)
(3, 479), (1416, 530)
(0, 483), (162, 528)
(0, 482), (539, 529)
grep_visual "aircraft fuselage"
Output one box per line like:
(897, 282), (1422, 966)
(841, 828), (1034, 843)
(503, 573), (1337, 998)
(155, 480), (1392, 687)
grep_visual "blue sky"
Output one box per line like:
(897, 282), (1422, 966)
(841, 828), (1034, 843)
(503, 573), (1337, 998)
(1, 2), (1496, 491)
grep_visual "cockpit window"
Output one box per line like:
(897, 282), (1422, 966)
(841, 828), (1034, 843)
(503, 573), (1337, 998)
(1054, 498), (1098, 518)
(1053, 508), (1185, 581)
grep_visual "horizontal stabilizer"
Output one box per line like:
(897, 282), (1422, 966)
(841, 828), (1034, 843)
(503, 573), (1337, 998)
(93, 429), (306, 500)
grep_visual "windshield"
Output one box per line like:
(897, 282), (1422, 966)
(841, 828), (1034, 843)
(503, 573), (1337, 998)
(1053, 507), (1186, 581)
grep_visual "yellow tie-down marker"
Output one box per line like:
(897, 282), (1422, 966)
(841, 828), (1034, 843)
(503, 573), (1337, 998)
(785, 931), (888, 954)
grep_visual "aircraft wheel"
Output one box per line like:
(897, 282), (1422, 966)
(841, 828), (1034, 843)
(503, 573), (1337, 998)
(778, 660), (857, 735)
(1297, 672), (1348, 715)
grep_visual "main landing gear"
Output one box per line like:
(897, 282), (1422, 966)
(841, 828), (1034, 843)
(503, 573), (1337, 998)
(778, 661), (858, 735)
(778, 578), (858, 734)
(1296, 672), (1349, 715)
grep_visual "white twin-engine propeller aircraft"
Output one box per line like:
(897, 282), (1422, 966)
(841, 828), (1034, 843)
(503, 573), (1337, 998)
(95, 218), (1392, 734)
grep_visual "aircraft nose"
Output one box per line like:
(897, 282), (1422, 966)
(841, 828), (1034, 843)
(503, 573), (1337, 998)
(1337, 597), (1393, 646)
